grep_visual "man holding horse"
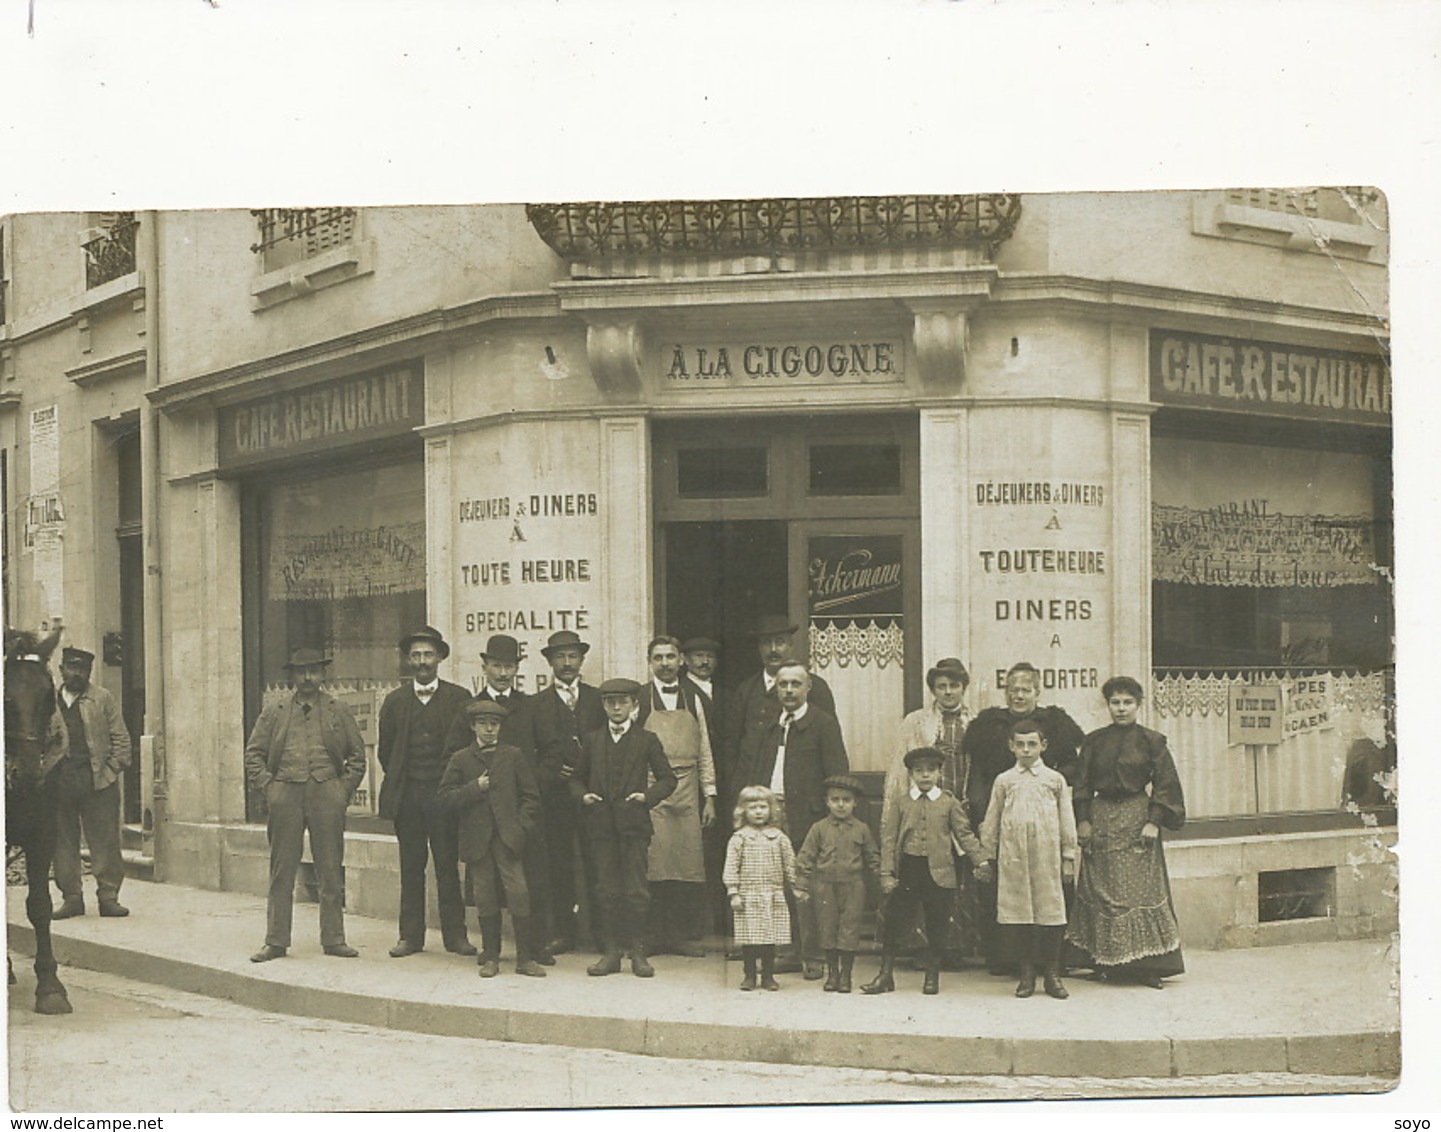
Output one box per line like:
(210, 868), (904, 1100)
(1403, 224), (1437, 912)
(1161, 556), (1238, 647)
(52, 646), (132, 920)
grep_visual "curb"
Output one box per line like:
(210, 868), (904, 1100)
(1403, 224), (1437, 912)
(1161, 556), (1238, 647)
(8, 923), (1400, 1080)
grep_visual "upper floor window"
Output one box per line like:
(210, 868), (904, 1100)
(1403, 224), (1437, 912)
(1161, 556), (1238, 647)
(250, 208), (357, 272)
(83, 212), (139, 289)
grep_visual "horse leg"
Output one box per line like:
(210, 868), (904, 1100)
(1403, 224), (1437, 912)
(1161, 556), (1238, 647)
(26, 836), (71, 1015)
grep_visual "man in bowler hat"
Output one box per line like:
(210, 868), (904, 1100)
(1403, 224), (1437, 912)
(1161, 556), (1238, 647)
(377, 626), (476, 957)
(528, 629), (605, 954)
(52, 646), (132, 919)
(244, 648), (366, 961)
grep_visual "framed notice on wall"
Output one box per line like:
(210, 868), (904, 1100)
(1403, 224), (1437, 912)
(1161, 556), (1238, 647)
(807, 534), (903, 623)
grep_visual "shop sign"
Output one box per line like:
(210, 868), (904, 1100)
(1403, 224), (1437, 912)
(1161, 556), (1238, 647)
(1153, 501), (1375, 588)
(660, 339), (904, 388)
(808, 535), (903, 619)
(1150, 330), (1390, 425)
(1229, 683), (1283, 745)
(218, 363), (425, 469)
(1283, 674), (1332, 737)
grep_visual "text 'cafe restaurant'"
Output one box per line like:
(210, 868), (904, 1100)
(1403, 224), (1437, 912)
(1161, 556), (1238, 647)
(204, 198), (1392, 951)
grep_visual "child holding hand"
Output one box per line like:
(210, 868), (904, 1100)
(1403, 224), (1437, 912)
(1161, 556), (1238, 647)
(794, 775), (878, 993)
(723, 786), (796, 991)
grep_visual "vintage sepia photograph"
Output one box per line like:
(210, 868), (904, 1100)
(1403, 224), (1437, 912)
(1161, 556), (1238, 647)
(0, 0), (1432, 1123)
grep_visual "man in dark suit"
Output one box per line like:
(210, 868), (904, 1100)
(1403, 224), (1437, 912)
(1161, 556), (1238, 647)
(733, 660), (849, 978)
(528, 629), (605, 956)
(681, 635), (732, 933)
(572, 678), (677, 977)
(437, 699), (544, 977)
(725, 614), (839, 813)
(377, 626), (475, 958)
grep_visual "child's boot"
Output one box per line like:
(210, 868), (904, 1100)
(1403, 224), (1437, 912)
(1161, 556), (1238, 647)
(629, 938), (655, 978)
(1015, 962), (1037, 998)
(823, 949), (841, 992)
(860, 953), (895, 995)
(837, 951), (855, 993)
(760, 948), (779, 991)
(1043, 962), (1069, 999)
(1041, 927), (1068, 998)
(739, 947), (758, 991)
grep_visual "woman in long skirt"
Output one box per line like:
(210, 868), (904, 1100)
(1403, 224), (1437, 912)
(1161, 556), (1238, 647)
(1066, 675), (1186, 988)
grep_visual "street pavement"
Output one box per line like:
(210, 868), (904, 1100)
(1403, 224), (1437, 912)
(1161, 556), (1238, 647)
(6, 877), (1401, 1108)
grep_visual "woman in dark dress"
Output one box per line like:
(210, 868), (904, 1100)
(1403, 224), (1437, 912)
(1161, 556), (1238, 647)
(1067, 675), (1185, 988)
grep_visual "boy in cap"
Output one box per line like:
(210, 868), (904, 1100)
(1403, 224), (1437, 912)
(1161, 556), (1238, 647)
(377, 626), (475, 957)
(437, 699), (544, 977)
(862, 746), (984, 995)
(572, 678), (677, 977)
(794, 774), (879, 992)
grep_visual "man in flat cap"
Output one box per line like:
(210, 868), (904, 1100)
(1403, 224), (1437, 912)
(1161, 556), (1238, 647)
(377, 626), (475, 958)
(528, 629), (605, 955)
(51, 646), (132, 920)
(437, 699), (544, 977)
(245, 648), (367, 961)
(572, 678), (677, 977)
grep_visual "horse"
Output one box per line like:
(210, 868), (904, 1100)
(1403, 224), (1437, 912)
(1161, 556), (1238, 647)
(4, 627), (72, 1014)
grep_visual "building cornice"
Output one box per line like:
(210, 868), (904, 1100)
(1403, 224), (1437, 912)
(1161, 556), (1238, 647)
(148, 292), (562, 410)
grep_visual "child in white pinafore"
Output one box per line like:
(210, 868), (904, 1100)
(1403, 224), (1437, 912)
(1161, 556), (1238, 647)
(723, 785), (796, 991)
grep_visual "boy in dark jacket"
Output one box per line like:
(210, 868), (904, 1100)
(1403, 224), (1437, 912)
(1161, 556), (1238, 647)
(437, 699), (543, 977)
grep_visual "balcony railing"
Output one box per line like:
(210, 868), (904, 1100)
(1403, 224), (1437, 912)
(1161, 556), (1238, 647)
(1224, 187), (1379, 226)
(527, 195), (1022, 261)
(83, 213), (139, 289)
(250, 208), (357, 269)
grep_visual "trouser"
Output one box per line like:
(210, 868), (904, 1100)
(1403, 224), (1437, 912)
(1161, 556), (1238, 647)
(541, 784), (586, 942)
(53, 761), (124, 904)
(886, 855), (951, 961)
(998, 922), (1066, 967)
(393, 777), (467, 945)
(812, 875), (867, 952)
(264, 778), (349, 948)
(468, 840), (531, 920)
(589, 836), (651, 947)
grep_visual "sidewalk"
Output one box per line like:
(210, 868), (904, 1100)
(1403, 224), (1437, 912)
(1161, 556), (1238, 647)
(7, 879), (1400, 1080)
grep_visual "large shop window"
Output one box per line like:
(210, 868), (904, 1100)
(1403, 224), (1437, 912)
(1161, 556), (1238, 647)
(247, 459), (426, 818)
(1150, 435), (1393, 821)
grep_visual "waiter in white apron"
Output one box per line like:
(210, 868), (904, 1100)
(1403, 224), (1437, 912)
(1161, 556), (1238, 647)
(637, 635), (718, 957)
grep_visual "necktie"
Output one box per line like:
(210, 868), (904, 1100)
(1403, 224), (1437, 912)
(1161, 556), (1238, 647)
(780, 711), (794, 743)
(610, 726), (626, 740)
(559, 684), (576, 710)
(661, 684), (679, 695)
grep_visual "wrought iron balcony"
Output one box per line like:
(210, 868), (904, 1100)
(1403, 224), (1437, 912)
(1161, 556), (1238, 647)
(250, 207), (357, 269)
(83, 212), (139, 289)
(526, 195), (1022, 262)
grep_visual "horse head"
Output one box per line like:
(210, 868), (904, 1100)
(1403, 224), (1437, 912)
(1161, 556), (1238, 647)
(4, 639), (60, 790)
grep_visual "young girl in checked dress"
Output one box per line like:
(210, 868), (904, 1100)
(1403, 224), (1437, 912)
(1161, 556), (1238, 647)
(723, 786), (796, 991)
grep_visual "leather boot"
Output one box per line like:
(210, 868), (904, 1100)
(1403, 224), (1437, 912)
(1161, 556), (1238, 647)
(1043, 963), (1069, 999)
(861, 954), (895, 995)
(629, 939), (655, 978)
(587, 945), (623, 976)
(760, 949), (779, 991)
(1015, 961), (1037, 998)
(514, 918), (547, 977)
(837, 951), (855, 993)
(477, 914), (503, 977)
(739, 951), (757, 992)
(922, 956), (940, 995)
(823, 949), (840, 992)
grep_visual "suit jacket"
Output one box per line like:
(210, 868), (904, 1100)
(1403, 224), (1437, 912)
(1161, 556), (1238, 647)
(442, 687), (534, 760)
(376, 679), (472, 819)
(726, 668), (838, 788)
(571, 725), (677, 841)
(683, 675), (732, 799)
(436, 740), (540, 860)
(243, 691), (366, 794)
(882, 787), (983, 889)
(529, 681), (605, 788)
(734, 703), (848, 847)
(60, 680), (132, 790)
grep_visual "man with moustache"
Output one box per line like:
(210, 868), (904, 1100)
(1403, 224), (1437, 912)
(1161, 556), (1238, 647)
(377, 626), (476, 958)
(528, 629), (605, 955)
(733, 661), (849, 978)
(245, 648), (367, 961)
(962, 661), (1085, 974)
(725, 615), (838, 814)
(636, 636), (717, 957)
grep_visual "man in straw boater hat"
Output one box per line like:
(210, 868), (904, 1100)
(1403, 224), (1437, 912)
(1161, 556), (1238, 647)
(528, 629), (605, 956)
(244, 647), (366, 962)
(377, 626), (476, 958)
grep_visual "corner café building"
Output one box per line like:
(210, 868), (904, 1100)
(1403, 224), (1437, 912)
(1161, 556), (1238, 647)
(107, 193), (1392, 949)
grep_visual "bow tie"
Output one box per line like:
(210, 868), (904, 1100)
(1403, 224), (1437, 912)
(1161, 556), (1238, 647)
(610, 726), (627, 738)
(661, 685), (679, 695)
